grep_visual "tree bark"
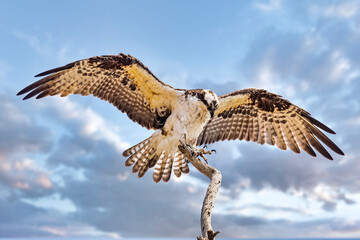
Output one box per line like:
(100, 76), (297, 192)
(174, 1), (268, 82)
(178, 141), (222, 240)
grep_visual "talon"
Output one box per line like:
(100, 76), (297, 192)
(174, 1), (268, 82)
(204, 144), (208, 149)
(199, 153), (208, 164)
(179, 143), (214, 164)
(211, 149), (217, 154)
(199, 148), (212, 155)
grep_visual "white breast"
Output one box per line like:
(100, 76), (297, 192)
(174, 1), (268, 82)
(169, 94), (211, 144)
(150, 93), (211, 158)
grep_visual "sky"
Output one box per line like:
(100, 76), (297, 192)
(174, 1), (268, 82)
(0, 0), (360, 238)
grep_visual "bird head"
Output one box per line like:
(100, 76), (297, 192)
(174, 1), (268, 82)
(202, 90), (219, 118)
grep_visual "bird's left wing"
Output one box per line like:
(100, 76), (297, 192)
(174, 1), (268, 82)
(197, 88), (344, 160)
(18, 54), (179, 130)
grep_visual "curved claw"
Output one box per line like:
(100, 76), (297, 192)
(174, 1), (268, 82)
(211, 149), (217, 154)
(209, 230), (220, 240)
(204, 144), (208, 149)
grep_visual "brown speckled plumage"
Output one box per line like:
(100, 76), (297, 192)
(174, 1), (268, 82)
(197, 88), (343, 160)
(18, 53), (344, 183)
(18, 53), (174, 130)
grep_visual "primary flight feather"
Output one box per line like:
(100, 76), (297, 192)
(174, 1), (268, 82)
(18, 53), (344, 182)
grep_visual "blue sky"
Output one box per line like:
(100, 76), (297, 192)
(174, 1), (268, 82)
(1, 0), (360, 238)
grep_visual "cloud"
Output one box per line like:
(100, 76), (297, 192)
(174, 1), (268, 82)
(213, 214), (360, 238)
(0, 94), (54, 199)
(0, 197), (120, 238)
(58, 171), (204, 237)
(188, 4), (360, 216)
(2, 1), (360, 238)
(11, 30), (84, 64)
(0, 200), (50, 237)
(0, 93), (134, 237)
(323, 1), (359, 18)
(254, 0), (282, 12)
(0, 93), (212, 237)
(33, 98), (208, 237)
(42, 97), (130, 153)
(12, 30), (55, 57)
(205, 141), (358, 212)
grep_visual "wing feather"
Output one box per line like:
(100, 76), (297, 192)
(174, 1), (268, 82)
(257, 114), (266, 145)
(18, 54), (180, 130)
(251, 110), (259, 142)
(197, 88), (344, 160)
(280, 119), (300, 153)
(287, 116), (317, 157)
(245, 113), (253, 142)
(293, 115), (332, 159)
(273, 116), (287, 150)
(265, 117), (276, 146)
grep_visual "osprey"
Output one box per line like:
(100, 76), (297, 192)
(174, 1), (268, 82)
(18, 53), (344, 182)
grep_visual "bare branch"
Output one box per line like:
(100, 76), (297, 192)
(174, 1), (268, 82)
(178, 140), (222, 240)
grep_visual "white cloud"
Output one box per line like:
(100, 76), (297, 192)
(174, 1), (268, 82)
(328, 50), (351, 82)
(3, 1), (360, 237)
(0, 156), (53, 192)
(346, 116), (360, 126)
(11, 30), (77, 64)
(0, 95), (54, 196)
(12, 30), (54, 57)
(43, 97), (131, 153)
(251, 59), (296, 97)
(117, 172), (130, 181)
(323, 1), (359, 18)
(255, 0), (282, 12)
(22, 193), (76, 214)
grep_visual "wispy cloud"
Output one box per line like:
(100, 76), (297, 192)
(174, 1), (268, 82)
(254, 0), (282, 12)
(323, 1), (359, 18)
(1, 0), (360, 238)
(12, 30), (55, 57)
(11, 30), (79, 64)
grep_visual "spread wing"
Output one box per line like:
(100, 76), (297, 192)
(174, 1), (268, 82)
(17, 53), (180, 130)
(197, 88), (344, 160)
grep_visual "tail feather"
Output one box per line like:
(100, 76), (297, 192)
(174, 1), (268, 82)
(180, 154), (190, 174)
(137, 148), (157, 178)
(153, 152), (166, 183)
(162, 154), (174, 182)
(173, 151), (182, 178)
(148, 153), (159, 168)
(128, 145), (149, 171)
(125, 149), (142, 167)
(132, 145), (152, 173)
(123, 137), (152, 157)
(123, 134), (191, 183)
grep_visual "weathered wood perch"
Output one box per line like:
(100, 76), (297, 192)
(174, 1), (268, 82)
(178, 140), (222, 240)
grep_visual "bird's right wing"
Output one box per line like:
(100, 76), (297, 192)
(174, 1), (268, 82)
(197, 88), (344, 160)
(18, 53), (180, 130)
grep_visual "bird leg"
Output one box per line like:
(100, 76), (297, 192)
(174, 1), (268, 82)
(185, 144), (213, 164)
(179, 135), (214, 163)
(197, 148), (213, 164)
